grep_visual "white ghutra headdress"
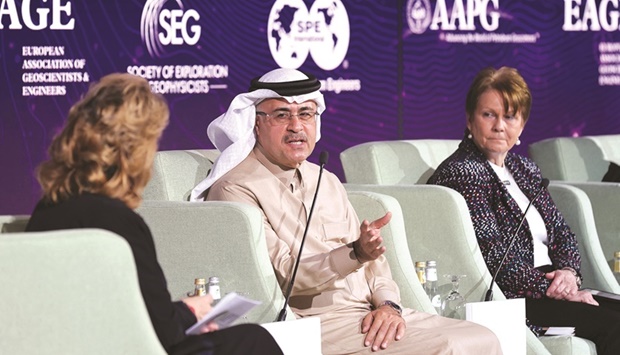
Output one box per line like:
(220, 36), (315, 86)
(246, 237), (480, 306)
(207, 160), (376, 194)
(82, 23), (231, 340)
(190, 68), (325, 201)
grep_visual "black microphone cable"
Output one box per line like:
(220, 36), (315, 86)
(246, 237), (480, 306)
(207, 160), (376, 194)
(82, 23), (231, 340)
(276, 151), (329, 321)
(484, 178), (550, 302)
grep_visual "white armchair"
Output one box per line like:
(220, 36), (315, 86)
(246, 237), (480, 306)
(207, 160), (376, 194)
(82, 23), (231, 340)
(143, 149), (220, 201)
(340, 139), (460, 184)
(553, 181), (620, 278)
(346, 190), (436, 314)
(344, 183), (596, 355)
(528, 135), (620, 182)
(136, 200), (296, 323)
(548, 183), (620, 293)
(0, 229), (166, 354)
(0, 214), (29, 233)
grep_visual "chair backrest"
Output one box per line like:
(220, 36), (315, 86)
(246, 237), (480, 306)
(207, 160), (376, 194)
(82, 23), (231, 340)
(528, 135), (620, 182)
(0, 214), (29, 233)
(343, 184), (595, 355)
(559, 181), (620, 274)
(136, 200), (295, 323)
(345, 184), (500, 304)
(0, 229), (166, 355)
(548, 183), (620, 293)
(143, 149), (220, 201)
(346, 190), (436, 314)
(340, 139), (460, 184)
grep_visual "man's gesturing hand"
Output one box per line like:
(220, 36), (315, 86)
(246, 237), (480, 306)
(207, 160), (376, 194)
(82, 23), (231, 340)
(353, 212), (392, 263)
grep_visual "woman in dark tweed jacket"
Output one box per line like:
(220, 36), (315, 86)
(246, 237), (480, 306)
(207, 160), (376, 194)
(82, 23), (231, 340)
(428, 66), (620, 355)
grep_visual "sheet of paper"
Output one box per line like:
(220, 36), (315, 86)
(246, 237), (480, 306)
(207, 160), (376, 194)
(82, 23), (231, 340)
(185, 292), (261, 335)
(584, 288), (620, 302)
(545, 327), (575, 336)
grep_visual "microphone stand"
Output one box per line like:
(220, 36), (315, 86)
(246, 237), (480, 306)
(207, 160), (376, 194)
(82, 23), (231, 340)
(276, 151), (329, 321)
(485, 178), (550, 302)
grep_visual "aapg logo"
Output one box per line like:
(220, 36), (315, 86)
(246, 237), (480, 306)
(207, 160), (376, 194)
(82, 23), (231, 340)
(407, 0), (432, 34)
(406, 0), (501, 34)
(267, 0), (350, 71)
(141, 0), (201, 58)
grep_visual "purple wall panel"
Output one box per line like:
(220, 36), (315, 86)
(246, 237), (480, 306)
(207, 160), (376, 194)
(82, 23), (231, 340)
(401, 0), (620, 156)
(1, 0), (619, 214)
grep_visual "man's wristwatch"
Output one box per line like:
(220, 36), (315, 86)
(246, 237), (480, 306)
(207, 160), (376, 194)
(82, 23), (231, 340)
(379, 300), (402, 316)
(562, 267), (582, 288)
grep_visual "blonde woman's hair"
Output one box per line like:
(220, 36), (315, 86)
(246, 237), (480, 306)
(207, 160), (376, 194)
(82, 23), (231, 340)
(37, 73), (169, 209)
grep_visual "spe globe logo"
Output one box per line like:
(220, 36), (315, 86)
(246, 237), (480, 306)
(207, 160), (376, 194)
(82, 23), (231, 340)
(267, 0), (350, 71)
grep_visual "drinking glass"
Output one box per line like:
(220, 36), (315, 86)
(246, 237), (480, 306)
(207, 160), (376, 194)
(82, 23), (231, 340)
(441, 274), (466, 319)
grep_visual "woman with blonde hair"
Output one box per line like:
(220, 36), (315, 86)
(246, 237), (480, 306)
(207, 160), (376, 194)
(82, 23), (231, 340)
(26, 73), (282, 355)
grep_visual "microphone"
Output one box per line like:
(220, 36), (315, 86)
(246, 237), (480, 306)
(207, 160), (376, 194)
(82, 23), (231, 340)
(276, 151), (329, 321)
(484, 178), (550, 302)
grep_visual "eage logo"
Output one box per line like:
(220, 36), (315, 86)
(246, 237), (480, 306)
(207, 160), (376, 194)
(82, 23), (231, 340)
(141, 0), (201, 57)
(563, 0), (620, 31)
(0, 0), (75, 30)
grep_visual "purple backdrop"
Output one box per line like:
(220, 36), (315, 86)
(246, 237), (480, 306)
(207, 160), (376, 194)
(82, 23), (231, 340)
(1, 0), (619, 214)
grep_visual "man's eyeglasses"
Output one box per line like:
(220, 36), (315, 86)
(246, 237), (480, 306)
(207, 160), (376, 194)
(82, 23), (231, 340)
(256, 110), (318, 125)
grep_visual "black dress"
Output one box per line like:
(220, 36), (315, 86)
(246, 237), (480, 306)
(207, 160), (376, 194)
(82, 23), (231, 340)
(26, 193), (282, 355)
(602, 162), (620, 182)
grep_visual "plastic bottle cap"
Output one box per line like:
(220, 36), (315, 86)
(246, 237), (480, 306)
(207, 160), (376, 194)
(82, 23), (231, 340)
(195, 278), (206, 285)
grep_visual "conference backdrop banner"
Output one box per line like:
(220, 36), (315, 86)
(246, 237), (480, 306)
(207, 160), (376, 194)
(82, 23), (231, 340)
(1, 0), (619, 214)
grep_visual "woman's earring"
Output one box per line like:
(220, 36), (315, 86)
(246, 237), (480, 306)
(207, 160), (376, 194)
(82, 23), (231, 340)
(467, 134), (473, 139)
(516, 138), (521, 146)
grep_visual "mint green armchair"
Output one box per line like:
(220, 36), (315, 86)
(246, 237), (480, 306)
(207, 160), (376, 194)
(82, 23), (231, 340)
(548, 183), (620, 293)
(0, 214), (29, 233)
(340, 139), (460, 185)
(136, 200), (296, 323)
(345, 184), (503, 306)
(528, 135), (620, 182)
(344, 183), (596, 355)
(141, 149), (296, 323)
(529, 136), (620, 281)
(0, 229), (166, 354)
(346, 190), (436, 314)
(553, 181), (620, 278)
(143, 149), (220, 201)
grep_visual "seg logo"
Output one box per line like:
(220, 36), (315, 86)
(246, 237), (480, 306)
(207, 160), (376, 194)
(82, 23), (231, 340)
(140, 0), (201, 58)
(267, 0), (350, 71)
(406, 0), (500, 34)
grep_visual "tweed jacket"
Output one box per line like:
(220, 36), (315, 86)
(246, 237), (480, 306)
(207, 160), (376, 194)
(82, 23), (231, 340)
(428, 137), (581, 300)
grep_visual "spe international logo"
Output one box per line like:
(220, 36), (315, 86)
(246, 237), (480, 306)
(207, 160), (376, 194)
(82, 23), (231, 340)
(140, 0), (201, 58)
(267, 0), (350, 71)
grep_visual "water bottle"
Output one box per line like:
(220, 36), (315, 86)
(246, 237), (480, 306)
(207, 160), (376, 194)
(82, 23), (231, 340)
(415, 261), (426, 286)
(424, 260), (441, 313)
(614, 252), (620, 284)
(193, 278), (207, 296)
(208, 276), (221, 304)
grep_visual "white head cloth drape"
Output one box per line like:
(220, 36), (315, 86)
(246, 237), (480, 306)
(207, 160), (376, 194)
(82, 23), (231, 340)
(190, 68), (325, 201)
